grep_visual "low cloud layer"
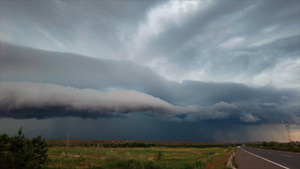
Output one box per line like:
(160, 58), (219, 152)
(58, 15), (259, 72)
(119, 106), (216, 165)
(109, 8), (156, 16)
(0, 82), (175, 114)
(1, 81), (298, 125)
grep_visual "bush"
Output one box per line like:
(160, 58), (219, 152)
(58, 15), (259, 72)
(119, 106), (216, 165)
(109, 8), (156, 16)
(262, 141), (268, 147)
(0, 127), (48, 169)
(155, 151), (163, 161)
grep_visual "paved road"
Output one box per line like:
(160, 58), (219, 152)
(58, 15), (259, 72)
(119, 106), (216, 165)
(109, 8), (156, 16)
(236, 146), (300, 169)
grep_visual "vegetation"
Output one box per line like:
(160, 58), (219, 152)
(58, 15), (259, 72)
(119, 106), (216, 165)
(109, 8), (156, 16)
(0, 127), (48, 169)
(155, 151), (163, 161)
(247, 141), (300, 152)
(0, 129), (235, 168)
(42, 146), (234, 169)
(233, 161), (238, 168)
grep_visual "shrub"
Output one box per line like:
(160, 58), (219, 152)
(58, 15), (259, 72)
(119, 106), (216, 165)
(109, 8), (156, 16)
(262, 141), (268, 147)
(0, 127), (48, 169)
(155, 151), (163, 161)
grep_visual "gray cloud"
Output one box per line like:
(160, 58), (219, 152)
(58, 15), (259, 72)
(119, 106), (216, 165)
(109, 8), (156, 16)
(2, 81), (294, 124)
(239, 113), (261, 123)
(0, 43), (298, 124)
(129, 0), (299, 87)
(0, 81), (242, 122)
(0, 42), (170, 98)
(1, 0), (299, 88)
(0, 0), (299, 142)
(1, 0), (161, 57)
(0, 82), (175, 114)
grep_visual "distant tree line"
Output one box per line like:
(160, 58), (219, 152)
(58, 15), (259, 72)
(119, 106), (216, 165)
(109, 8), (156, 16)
(0, 127), (48, 169)
(247, 141), (300, 152)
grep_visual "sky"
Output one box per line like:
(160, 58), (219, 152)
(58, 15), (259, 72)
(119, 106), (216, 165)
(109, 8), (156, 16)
(0, 0), (299, 143)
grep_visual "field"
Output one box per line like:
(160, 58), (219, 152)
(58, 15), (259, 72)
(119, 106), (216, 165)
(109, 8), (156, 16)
(42, 141), (234, 169)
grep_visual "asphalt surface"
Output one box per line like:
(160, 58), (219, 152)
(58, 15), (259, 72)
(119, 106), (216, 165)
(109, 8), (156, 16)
(236, 146), (300, 169)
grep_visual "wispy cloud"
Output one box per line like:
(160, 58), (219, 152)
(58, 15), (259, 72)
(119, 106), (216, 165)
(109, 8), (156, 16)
(1, 0), (299, 88)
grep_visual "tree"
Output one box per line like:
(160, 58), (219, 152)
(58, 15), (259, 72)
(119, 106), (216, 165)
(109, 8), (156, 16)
(262, 141), (268, 147)
(0, 127), (48, 169)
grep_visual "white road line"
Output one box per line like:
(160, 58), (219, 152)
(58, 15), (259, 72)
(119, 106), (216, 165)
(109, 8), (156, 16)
(241, 147), (289, 169)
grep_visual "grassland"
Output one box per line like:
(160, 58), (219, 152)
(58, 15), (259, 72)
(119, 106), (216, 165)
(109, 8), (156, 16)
(42, 144), (234, 169)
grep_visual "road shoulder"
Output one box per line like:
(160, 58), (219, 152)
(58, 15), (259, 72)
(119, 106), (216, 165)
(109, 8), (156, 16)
(235, 147), (283, 169)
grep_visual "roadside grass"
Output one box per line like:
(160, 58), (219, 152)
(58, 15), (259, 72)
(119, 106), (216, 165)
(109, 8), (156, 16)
(42, 146), (234, 169)
(233, 149), (239, 168)
(233, 161), (239, 168)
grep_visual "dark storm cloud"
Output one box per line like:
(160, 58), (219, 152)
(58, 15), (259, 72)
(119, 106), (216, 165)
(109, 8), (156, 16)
(0, 43), (298, 124)
(168, 81), (298, 106)
(0, 42), (170, 97)
(0, 81), (242, 122)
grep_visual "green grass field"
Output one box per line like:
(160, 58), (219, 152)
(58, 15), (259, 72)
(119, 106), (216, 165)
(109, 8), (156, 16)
(42, 146), (234, 169)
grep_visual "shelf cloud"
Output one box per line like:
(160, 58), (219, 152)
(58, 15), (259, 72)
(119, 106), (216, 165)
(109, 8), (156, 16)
(1, 43), (299, 125)
(0, 82), (239, 122)
(0, 0), (299, 142)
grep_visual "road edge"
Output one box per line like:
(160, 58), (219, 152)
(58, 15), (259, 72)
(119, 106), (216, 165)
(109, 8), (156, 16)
(240, 147), (290, 169)
(226, 150), (237, 169)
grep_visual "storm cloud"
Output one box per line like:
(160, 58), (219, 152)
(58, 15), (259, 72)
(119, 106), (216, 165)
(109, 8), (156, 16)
(0, 81), (239, 121)
(0, 44), (298, 124)
(0, 82), (176, 113)
(1, 0), (299, 88)
(0, 0), (299, 142)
